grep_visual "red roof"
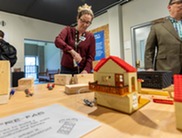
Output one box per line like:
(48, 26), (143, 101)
(94, 56), (137, 72)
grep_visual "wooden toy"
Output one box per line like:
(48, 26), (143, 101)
(54, 74), (93, 94)
(17, 78), (34, 91)
(0, 61), (10, 104)
(89, 56), (150, 114)
(54, 74), (94, 86)
(65, 84), (90, 94)
(54, 74), (72, 85)
(83, 99), (94, 107)
(47, 83), (55, 90)
(152, 98), (173, 105)
(75, 74), (93, 84)
(9, 89), (15, 99)
(24, 89), (33, 97)
(174, 75), (182, 130)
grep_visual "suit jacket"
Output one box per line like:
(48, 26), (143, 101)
(144, 18), (182, 74)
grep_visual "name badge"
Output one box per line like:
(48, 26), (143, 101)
(80, 36), (86, 41)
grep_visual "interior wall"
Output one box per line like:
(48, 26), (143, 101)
(91, 0), (169, 65)
(0, 11), (64, 71)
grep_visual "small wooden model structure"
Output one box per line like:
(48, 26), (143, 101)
(89, 56), (149, 114)
(174, 75), (182, 130)
(17, 78), (34, 91)
(54, 74), (94, 94)
(0, 61), (10, 104)
(64, 74), (94, 94)
(54, 74), (73, 85)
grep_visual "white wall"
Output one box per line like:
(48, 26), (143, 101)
(89, 13), (109, 30)
(0, 11), (64, 70)
(91, 0), (169, 65)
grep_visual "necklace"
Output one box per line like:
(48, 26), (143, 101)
(75, 29), (86, 52)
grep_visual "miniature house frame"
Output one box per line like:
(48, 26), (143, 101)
(90, 56), (138, 96)
(89, 56), (147, 114)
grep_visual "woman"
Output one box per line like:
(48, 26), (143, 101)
(55, 4), (96, 74)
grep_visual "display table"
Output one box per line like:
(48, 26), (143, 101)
(0, 84), (181, 138)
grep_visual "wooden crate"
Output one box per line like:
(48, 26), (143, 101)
(95, 92), (138, 114)
(18, 78), (34, 91)
(75, 74), (94, 84)
(0, 61), (10, 104)
(54, 74), (72, 85)
(175, 102), (182, 130)
(65, 84), (90, 94)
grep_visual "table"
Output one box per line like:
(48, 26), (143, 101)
(0, 84), (181, 138)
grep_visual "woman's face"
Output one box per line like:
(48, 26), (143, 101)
(168, 1), (182, 20)
(77, 14), (92, 32)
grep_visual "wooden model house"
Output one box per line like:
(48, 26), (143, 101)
(89, 56), (148, 114)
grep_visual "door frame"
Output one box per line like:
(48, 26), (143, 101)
(130, 22), (152, 69)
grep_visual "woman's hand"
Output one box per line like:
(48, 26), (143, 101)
(81, 70), (88, 74)
(69, 49), (82, 63)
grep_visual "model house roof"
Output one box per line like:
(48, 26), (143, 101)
(94, 56), (137, 72)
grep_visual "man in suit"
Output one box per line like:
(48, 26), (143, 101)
(144, 0), (182, 75)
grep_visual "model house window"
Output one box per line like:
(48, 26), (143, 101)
(115, 74), (124, 87)
(102, 76), (111, 82)
(119, 75), (123, 82)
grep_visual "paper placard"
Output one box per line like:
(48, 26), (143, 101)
(0, 104), (100, 138)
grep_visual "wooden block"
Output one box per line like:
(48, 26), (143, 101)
(54, 74), (72, 85)
(18, 78), (34, 91)
(95, 92), (138, 114)
(175, 102), (182, 130)
(65, 84), (90, 94)
(140, 88), (169, 96)
(0, 61), (10, 104)
(75, 74), (94, 84)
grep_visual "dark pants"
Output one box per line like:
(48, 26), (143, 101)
(60, 66), (81, 75)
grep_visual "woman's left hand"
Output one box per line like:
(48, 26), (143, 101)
(81, 70), (88, 74)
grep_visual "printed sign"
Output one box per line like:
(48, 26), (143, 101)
(0, 104), (100, 138)
(94, 30), (105, 60)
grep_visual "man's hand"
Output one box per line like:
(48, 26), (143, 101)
(146, 68), (154, 71)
